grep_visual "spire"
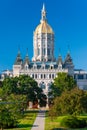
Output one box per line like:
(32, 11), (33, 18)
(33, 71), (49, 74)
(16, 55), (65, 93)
(63, 47), (74, 76)
(67, 45), (70, 54)
(14, 49), (22, 65)
(43, 3), (45, 10)
(23, 48), (30, 65)
(41, 3), (47, 22)
(57, 48), (63, 65)
(18, 44), (20, 56)
(64, 47), (73, 67)
(58, 48), (61, 56)
(26, 48), (28, 57)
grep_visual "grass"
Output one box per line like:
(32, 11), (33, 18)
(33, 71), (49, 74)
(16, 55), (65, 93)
(5, 110), (38, 130)
(45, 111), (87, 130)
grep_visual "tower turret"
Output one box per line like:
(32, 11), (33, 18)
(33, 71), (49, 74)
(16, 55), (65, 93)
(23, 49), (30, 70)
(14, 50), (22, 65)
(32, 4), (54, 62)
(64, 51), (74, 76)
(57, 49), (63, 65)
(13, 50), (22, 77)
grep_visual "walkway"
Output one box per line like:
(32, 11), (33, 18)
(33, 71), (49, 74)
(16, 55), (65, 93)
(31, 110), (45, 130)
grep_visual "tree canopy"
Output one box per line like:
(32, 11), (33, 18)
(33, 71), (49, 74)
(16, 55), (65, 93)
(49, 72), (77, 98)
(0, 91), (27, 130)
(48, 72), (87, 118)
(49, 87), (87, 117)
(2, 75), (44, 103)
(0, 75), (45, 129)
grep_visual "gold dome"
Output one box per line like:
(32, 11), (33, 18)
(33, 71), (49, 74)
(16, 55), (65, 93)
(34, 21), (54, 35)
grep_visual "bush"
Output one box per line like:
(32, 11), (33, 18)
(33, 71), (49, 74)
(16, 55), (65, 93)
(49, 107), (57, 121)
(61, 116), (87, 128)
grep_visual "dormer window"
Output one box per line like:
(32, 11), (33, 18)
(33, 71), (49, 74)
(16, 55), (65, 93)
(33, 63), (37, 69)
(50, 64), (54, 69)
(41, 63), (45, 69)
(58, 62), (62, 70)
(25, 64), (28, 70)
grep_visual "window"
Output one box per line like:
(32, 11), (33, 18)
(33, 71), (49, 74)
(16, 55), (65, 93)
(50, 66), (53, 69)
(42, 39), (45, 44)
(41, 82), (45, 89)
(49, 74), (51, 79)
(74, 75), (76, 79)
(33, 64), (37, 69)
(39, 82), (45, 89)
(86, 74), (87, 79)
(83, 85), (87, 90)
(44, 48), (46, 55)
(52, 74), (54, 79)
(35, 74), (37, 79)
(48, 82), (52, 90)
(41, 64), (45, 69)
(32, 74), (34, 78)
(78, 74), (84, 79)
(41, 74), (43, 79)
(44, 74), (46, 79)
(25, 65), (28, 70)
(38, 48), (40, 55)
(47, 48), (50, 55)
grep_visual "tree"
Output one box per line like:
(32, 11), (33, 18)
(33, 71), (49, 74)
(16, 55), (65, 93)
(49, 87), (87, 117)
(0, 75), (46, 129)
(0, 92), (27, 130)
(49, 72), (76, 98)
(2, 75), (44, 104)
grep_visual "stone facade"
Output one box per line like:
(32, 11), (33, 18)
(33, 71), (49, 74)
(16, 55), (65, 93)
(13, 4), (75, 96)
(0, 4), (87, 96)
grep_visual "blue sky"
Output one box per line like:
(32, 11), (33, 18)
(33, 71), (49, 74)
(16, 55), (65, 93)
(0, 0), (87, 71)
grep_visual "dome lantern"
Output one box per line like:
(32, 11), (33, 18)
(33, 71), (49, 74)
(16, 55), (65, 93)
(34, 4), (54, 35)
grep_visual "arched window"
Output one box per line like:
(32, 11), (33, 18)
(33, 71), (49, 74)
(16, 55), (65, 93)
(44, 74), (46, 79)
(49, 74), (51, 79)
(41, 63), (45, 69)
(35, 74), (37, 79)
(50, 65), (54, 69)
(39, 82), (46, 89)
(52, 74), (54, 79)
(33, 63), (37, 69)
(51, 66), (53, 69)
(32, 74), (34, 78)
(41, 74), (43, 79)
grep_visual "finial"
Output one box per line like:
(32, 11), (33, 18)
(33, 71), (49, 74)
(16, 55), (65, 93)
(67, 44), (70, 54)
(26, 48), (28, 56)
(18, 44), (21, 55)
(18, 44), (20, 51)
(42, 3), (45, 11)
(41, 3), (47, 22)
(58, 48), (61, 56)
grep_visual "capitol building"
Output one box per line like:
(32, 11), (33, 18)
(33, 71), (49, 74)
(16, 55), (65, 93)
(1, 4), (87, 96)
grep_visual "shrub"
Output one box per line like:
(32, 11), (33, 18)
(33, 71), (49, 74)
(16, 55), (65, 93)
(61, 116), (87, 128)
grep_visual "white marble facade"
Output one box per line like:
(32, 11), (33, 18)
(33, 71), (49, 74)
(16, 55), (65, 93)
(1, 4), (86, 98)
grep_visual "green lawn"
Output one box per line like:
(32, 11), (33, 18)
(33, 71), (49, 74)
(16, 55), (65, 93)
(45, 112), (87, 130)
(5, 110), (38, 130)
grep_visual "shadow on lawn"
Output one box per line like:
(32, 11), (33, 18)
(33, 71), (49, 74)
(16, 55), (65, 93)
(52, 128), (67, 130)
(25, 110), (39, 114)
(18, 124), (32, 128)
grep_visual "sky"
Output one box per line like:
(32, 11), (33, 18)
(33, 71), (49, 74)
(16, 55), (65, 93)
(0, 0), (87, 72)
